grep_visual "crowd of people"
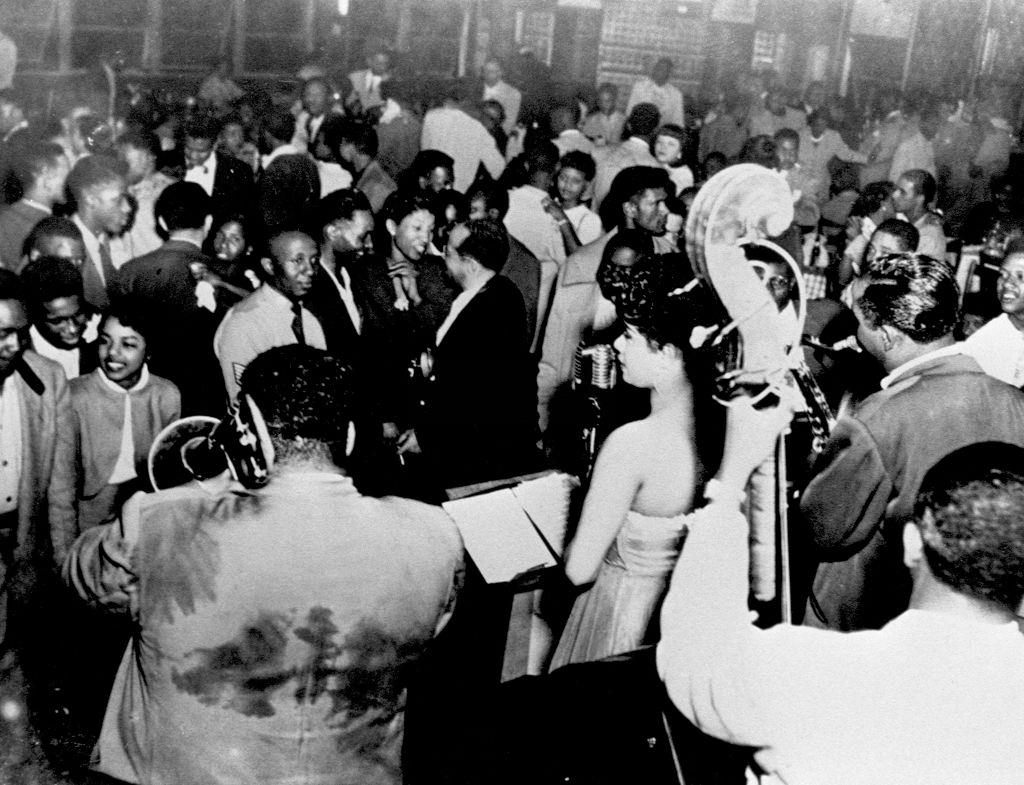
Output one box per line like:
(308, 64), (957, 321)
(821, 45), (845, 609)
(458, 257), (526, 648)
(0, 42), (1023, 784)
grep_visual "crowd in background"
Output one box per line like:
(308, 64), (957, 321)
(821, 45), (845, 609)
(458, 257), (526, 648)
(1, 39), (1024, 785)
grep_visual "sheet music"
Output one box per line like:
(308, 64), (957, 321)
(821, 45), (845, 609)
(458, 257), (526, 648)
(512, 473), (573, 556)
(443, 489), (557, 583)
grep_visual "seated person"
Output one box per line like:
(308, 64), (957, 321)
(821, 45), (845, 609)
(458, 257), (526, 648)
(658, 393), (1024, 785)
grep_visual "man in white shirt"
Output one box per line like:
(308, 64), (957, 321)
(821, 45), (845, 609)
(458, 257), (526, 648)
(215, 230), (326, 401)
(291, 77), (332, 154)
(20, 257), (93, 380)
(346, 46), (392, 115)
(503, 142), (564, 268)
(67, 154), (133, 312)
(626, 57), (684, 127)
(659, 393), (1024, 785)
(892, 168), (947, 260)
(591, 104), (661, 209)
(481, 57), (521, 136)
(420, 82), (505, 192)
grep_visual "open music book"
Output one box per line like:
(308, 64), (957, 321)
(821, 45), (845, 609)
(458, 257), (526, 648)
(443, 471), (575, 584)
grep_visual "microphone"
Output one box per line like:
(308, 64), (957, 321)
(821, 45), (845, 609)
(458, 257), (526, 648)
(801, 335), (862, 354)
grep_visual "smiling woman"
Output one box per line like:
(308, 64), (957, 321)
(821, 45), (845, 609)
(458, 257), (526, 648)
(963, 239), (1024, 388)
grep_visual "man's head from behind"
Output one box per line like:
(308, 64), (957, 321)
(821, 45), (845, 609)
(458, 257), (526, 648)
(467, 183), (509, 222)
(240, 344), (354, 469)
(910, 442), (1024, 614)
(853, 252), (959, 370)
(12, 141), (69, 204)
(651, 57), (673, 86)
(523, 141), (559, 191)
(20, 256), (87, 350)
(24, 216), (85, 268)
(623, 103), (661, 142)
(154, 181), (212, 239)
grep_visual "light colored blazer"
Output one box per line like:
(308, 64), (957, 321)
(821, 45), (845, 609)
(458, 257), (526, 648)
(12, 350), (77, 566)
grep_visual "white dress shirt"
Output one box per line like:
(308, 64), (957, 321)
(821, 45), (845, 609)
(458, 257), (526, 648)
(436, 273), (492, 345)
(963, 313), (1024, 387)
(184, 152), (218, 197)
(29, 325), (80, 380)
(320, 261), (361, 335)
(626, 77), (684, 126)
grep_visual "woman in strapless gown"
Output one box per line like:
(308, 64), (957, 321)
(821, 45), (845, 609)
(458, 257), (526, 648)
(550, 265), (719, 671)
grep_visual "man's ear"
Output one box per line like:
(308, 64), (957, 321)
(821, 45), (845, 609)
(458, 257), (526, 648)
(260, 257), (274, 277)
(903, 519), (925, 570)
(622, 201), (638, 223)
(486, 207), (501, 222)
(202, 214), (213, 240)
(385, 218), (398, 237)
(879, 324), (897, 352)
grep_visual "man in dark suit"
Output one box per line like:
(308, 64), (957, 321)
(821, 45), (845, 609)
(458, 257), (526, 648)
(113, 182), (226, 417)
(398, 217), (540, 491)
(306, 188), (373, 358)
(180, 113), (254, 235)
(0, 141), (69, 270)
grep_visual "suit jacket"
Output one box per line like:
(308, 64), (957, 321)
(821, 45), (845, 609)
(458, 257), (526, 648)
(0, 200), (47, 270)
(501, 236), (540, 343)
(11, 351), (77, 566)
(113, 240), (227, 417)
(801, 351), (1024, 631)
(355, 160), (397, 214)
(258, 153), (320, 235)
(419, 275), (540, 490)
(170, 151), (254, 232)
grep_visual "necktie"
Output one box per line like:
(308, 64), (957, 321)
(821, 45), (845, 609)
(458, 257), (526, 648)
(98, 236), (117, 287)
(291, 300), (306, 345)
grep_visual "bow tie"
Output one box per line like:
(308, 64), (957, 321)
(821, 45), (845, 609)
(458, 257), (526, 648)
(189, 164), (209, 175)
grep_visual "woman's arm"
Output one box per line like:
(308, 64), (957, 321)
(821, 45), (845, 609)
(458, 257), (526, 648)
(563, 424), (642, 586)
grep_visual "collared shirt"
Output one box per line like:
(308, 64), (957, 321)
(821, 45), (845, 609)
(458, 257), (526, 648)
(184, 152), (218, 197)
(214, 283), (327, 400)
(97, 364), (151, 485)
(320, 261), (361, 335)
(72, 214), (109, 286)
(0, 371), (22, 514)
(29, 325), (80, 380)
(963, 313), (1024, 387)
(880, 342), (964, 389)
(436, 272), (493, 345)
(19, 198), (51, 216)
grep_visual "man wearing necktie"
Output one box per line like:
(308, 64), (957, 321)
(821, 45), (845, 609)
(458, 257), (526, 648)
(214, 230), (327, 401)
(67, 154), (133, 312)
(292, 77), (330, 154)
(346, 46), (391, 115)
